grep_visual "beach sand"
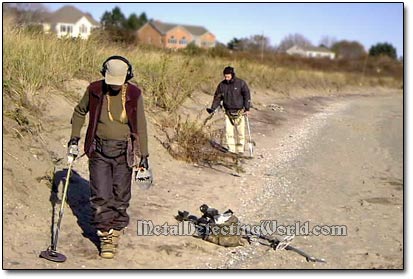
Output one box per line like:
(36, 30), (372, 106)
(2, 85), (403, 269)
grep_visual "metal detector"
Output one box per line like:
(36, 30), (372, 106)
(39, 155), (76, 262)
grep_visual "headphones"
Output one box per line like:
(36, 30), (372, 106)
(100, 55), (134, 81)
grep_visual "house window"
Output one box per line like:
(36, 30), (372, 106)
(79, 24), (87, 34)
(168, 36), (177, 44)
(60, 24), (73, 33)
(179, 37), (187, 45)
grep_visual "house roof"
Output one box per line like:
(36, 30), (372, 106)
(46, 5), (99, 26)
(149, 20), (210, 36)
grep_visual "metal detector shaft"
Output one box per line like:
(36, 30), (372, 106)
(51, 158), (74, 251)
(203, 107), (219, 126)
(241, 227), (326, 263)
(203, 113), (215, 126)
(284, 245), (326, 263)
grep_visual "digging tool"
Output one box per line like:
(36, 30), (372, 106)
(245, 115), (254, 158)
(40, 155), (76, 262)
(133, 167), (153, 190)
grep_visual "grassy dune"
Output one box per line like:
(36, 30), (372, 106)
(2, 18), (403, 164)
(3, 18), (402, 111)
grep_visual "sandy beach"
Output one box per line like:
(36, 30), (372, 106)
(2, 85), (403, 269)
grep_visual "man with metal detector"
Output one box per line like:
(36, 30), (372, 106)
(67, 55), (150, 259)
(207, 66), (252, 156)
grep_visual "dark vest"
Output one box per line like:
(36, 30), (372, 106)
(84, 80), (141, 157)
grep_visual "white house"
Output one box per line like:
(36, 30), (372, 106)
(286, 45), (336, 59)
(42, 5), (99, 39)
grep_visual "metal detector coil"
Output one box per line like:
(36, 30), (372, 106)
(39, 248), (67, 262)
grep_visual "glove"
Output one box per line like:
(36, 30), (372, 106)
(206, 108), (215, 114)
(67, 137), (80, 159)
(67, 137), (80, 147)
(138, 155), (149, 170)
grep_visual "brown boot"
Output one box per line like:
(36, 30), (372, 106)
(112, 229), (123, 252)
(97, 229), (115, 259)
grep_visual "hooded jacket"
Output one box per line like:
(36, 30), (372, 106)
(210, 76), (251, 113)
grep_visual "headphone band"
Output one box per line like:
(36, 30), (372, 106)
(103, 55), (131, 68)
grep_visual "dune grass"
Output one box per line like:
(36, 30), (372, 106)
(2, 19), (403, 164)
(3, 19), (402, 111)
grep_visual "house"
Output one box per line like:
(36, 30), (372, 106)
(137, 20), (216, 49)
(42, 5), (100, 39)
(286, 45), (336, 59)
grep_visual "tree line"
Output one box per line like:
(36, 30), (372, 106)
(228, 33), (399, 60)
(99, 6), (148, 43)
(100, 6), (399, 60)
(4, 3), (400, 60)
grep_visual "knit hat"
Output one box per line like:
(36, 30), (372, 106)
(223, 66), (235, 75)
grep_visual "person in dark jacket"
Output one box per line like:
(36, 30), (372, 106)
(207, 66), (251, 154)
(67, 55), (149, 259)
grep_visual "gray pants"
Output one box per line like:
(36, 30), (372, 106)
(89, 151), (132, 231)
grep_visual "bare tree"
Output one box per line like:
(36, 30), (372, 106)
(4, 3), (50, 24)
(277, 33), (313, 52)
(245, 34), (271, 52)
(319, 35), (337, 48)
(331, 40), (366, 60)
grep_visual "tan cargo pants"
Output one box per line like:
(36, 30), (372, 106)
(224, 113), (245, 154)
